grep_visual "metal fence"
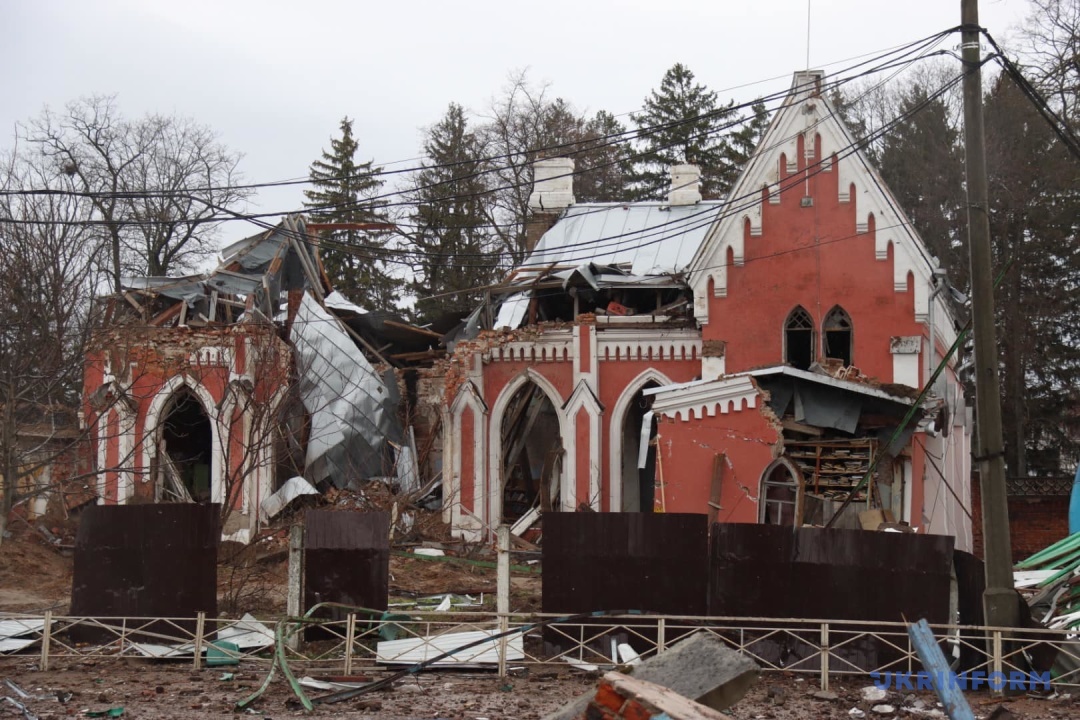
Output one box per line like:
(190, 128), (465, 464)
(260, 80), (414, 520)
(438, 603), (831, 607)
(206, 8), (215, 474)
(3, 611), (1079, 691)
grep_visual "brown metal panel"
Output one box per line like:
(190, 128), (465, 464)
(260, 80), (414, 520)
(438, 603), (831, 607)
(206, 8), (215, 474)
(69, 504), (219, 643)
(707, 524), (954, 672)
(303, 510), (390, 639)
(542, 512), (709, 652)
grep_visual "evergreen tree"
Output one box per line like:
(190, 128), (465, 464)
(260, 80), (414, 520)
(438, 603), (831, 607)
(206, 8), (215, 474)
(875, 85), (968, 289)
(630, 64), (752, 200)
(303, 117), (400, 312)
(406, 104), (497, 322)
(573, 110), (633, 202)
(984, 74), (1080, 475)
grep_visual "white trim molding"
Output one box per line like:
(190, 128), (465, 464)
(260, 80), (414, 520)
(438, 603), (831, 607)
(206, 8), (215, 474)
(487, 369), (569, 527)
(648, 375), (761, 422)
(608, 368), (674, 512)
(487, 329), (574, 363)
(563, 379), (605, 511)
(449, 380), (487, 540)
(597, 328), (701, 363)
(142, 374), (223, 506)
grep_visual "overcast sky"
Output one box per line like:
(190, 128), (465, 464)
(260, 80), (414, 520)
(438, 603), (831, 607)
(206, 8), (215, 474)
(1, 0), (1031, 248)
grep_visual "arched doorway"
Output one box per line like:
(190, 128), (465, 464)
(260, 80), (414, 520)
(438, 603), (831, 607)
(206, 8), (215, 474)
(499, 382), (563, 522)
(620, 381), (659, 512)
(158, 388), (214, 502)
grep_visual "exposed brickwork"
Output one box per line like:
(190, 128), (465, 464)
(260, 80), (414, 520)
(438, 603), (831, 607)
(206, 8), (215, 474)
(970, 474), (1071, 563)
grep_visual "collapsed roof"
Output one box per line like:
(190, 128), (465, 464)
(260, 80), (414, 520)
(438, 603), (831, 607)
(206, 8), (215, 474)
(105, 215), (442, 488)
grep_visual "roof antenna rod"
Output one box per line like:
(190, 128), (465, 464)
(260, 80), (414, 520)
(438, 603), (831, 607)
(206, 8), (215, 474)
(805, 0), (812, 70)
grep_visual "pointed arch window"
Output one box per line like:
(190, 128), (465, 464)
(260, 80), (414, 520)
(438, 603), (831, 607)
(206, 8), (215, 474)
(823, 306), (853, 367)
(784, 306), (815, 371)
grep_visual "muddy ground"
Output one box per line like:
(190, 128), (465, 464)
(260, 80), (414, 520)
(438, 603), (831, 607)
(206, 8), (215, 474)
(1, 658), (1078, 719)
(2, 526), (1079, 718)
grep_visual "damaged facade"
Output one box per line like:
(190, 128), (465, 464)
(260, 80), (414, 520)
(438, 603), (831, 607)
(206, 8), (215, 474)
(442, 71), (973, 549)
(83, 217), (440, 539)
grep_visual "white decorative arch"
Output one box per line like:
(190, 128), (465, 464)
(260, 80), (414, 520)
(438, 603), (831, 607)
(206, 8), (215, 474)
(449, 380), (487, 540)
(758, 456), (805, 524)
(608, 368), (674, 512)
(142, 374), (223, 505)
(564, 380), (604, 511)
(488, 369), (569, 529)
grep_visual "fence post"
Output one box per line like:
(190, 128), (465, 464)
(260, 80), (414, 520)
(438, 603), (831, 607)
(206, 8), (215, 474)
(287, 523), (304, 651)
(344, 613), (356, 675)
(820, 623), (830, 692)
(657, 618), (666, 654)
(40, 610), (52, 671)
(497, 524), (510, 678)
(193, 612), (205, 670)
(992, 630), (1003, 680)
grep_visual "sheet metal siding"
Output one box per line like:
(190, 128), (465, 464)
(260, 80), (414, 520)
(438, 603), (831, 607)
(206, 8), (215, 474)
(542, 513), (709, 651)
(707, 524), (953, 672)
(69, 504), (219, 642)
(303, 510), (390, 639)
(952, 549), (987, 671)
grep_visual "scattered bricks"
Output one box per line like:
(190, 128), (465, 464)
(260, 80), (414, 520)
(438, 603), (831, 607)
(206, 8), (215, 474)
(593, 682), (626, 712)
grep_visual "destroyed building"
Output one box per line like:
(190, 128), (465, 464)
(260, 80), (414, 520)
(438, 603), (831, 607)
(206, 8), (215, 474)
(441, 70), (973, 549)
(80, 70), (973, 551)
(82, 217), (442, 540)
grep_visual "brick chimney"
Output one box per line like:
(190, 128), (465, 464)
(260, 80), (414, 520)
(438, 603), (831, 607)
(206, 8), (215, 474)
(526, 157), (575, 252)
(667, 164), (702, 205)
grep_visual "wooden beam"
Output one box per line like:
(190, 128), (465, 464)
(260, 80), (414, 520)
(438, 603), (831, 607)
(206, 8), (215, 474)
(708, 453), (726, 519)
(383, 319), (443, 339)
(781, 418), (824, 436)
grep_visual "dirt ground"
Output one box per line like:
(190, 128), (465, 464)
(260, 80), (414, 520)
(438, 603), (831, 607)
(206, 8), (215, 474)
(1, 659), (1078, 719)
(2, 524), (1079, 718)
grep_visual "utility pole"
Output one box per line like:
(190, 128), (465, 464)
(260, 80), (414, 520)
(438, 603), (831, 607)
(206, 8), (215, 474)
(960, 0), (1019, 631)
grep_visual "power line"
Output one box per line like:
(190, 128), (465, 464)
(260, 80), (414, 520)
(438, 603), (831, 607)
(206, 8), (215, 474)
(0, 28), (958, 218)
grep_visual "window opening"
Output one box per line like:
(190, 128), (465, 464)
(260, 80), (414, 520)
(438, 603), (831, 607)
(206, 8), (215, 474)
(785, 306), (815, 370)
(823, 306), (853, 366)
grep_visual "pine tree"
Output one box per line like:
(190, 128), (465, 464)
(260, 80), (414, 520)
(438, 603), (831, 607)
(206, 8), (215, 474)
(875, 85), (967, 289)
(630, 64), (749, 200)
(983, 74), (1080, 475)
(573, 110), (633, 202)
(303, 117), (400, 312)
(406, 104), (497, 323)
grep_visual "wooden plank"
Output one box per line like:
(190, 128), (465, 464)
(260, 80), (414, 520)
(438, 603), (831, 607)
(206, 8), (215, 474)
(708, 454), (726, 518)
(781, 419), (824, 436)
(148, 301), (184, 327)
(383, 319), (442, 339)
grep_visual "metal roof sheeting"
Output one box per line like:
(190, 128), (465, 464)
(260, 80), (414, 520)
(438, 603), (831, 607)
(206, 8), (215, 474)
(525, 201), (724, 276)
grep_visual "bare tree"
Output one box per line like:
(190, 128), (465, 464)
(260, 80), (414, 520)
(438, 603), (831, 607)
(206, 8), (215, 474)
(0, 145), (102, 543)
(1015, 0), (1080, 122)
(26, 96), (251, 290)
(478, 71), (589, 265)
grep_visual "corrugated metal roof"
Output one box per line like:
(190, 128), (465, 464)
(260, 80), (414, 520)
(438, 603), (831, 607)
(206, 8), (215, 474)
(523, 201), (725, 277)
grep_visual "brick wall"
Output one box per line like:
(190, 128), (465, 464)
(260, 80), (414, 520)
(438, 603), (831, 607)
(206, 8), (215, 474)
(970, 474), (1071, 563)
